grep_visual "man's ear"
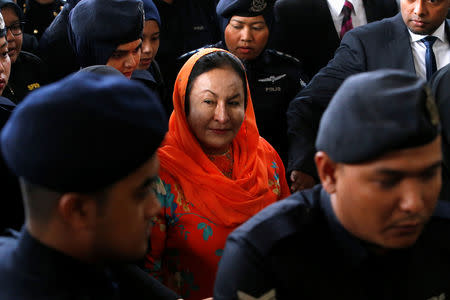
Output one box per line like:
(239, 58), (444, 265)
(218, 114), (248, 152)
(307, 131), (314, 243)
(315, 151), (338, 194)
(57, 193), (98, 231)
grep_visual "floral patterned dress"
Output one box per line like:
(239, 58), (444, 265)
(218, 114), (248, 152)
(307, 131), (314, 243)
(145, 146), (290, 300)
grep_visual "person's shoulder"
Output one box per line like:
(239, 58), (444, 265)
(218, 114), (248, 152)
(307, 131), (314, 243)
(347, 13), (402, 38)
(265, 49), (302, 65)
(177, 42), (223, 62)
(0, 231), (19, 271)
(229, 186), (323, 254)
(18, 51), (45, 66)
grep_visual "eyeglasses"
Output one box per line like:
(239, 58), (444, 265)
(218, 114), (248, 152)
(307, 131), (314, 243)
(5, 22), (24, 36)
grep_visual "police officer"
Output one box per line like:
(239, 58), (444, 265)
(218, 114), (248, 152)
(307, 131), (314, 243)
(180, 0), (308, 165)
(154, 0), (221, 95)
(38, 0), (80, 82)
(131, 0), (171, 116)
(68, 0), (143, 79)
(0, 71), (180, 299)
(0, 0), (48, 104)
(17, 0), (65, 40)
(214, 70), (450, 300)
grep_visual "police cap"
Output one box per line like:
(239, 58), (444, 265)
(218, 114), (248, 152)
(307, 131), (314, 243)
(316, 69), (440, 163)
(68, 0), (144, 68)
(142, 0), (160, 27)
(0, 72), (168, 193)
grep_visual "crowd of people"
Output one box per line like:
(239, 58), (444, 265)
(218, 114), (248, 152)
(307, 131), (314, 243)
(0, 0), (449, 299)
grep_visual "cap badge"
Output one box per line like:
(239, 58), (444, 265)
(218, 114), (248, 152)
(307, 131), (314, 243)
(249, 0), (267, 13)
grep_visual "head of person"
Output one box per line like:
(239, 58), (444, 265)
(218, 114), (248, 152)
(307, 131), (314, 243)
(138, 0), (160, 70)
(216, 0), (274, 61)
(0, 12), (10, 96)
(0, 72), (168, 263)
(0, 0), (22, 64)
(68, 0), (144, 78)
(315, 70), (442, 251)
(179, 48), (248, 155)
(400, 0), (450, 35)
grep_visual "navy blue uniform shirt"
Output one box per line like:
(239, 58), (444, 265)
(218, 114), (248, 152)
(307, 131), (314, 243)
(0, 229), (179, 300)
(214, 185), (450, 300)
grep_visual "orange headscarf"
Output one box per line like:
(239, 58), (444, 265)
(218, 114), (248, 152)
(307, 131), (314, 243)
(158, 48), (282, 227)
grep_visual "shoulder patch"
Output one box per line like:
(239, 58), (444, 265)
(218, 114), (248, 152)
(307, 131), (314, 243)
(238, 289), (276, 300)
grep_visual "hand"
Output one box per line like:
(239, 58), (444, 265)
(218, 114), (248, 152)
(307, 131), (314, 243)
(290, 170), (316, 193)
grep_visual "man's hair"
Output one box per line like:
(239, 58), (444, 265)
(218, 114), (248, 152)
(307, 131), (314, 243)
(20, 178), (110, 224)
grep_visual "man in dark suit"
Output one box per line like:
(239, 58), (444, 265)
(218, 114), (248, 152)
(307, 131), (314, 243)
(287, 0), (450, 192)
(271, 0), (398, 78)
(0, 71), (178, 300)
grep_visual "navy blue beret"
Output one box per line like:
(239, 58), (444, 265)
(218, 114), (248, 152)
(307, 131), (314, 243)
(0, 0), (23, 21)
(430, 64), (450, 143)
(68, 0), (144, 68)
(316, 69), (440, 164)
(1, 72), (168, 193)
(216, 0), (274, 32)
(142, 0), (161, 27)
(79, 65), (125, 76)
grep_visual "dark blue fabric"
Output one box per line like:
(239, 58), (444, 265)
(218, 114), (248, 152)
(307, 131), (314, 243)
(430, 64), (450, 201)
(0, 72), (167, 193)
(422, 36), (438, 80)
(68, 0), (144, 67)
(214, 185), (450, 300)
(316, 70), (439, 163)
(0, 229), (180, 299)
(286, 14), (450, 177)
(142, 0), (161, 26)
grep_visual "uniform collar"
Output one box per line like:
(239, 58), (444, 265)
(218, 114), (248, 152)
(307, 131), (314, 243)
(319, 189), (369, 267)
(15, 228), (119, 296)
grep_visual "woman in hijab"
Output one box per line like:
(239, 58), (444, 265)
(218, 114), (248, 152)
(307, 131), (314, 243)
(131, 0), (171, 115)
(145, 48), (290, 300)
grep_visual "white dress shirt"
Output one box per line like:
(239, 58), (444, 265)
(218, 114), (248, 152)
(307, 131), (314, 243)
(327, 0), (368, 38)
(409, 22), (450, 80)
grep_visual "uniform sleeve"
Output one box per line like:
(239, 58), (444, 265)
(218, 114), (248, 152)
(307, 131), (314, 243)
(144, 174), (176, 281)
(286, 31), (367, 178)
(214, 234), (274, 300)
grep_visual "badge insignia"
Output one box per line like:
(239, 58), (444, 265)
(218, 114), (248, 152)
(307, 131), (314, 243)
(237, 289), (276, 300)
(258, 74), (286, 83)
(249, 0), (267, 13)
(424, 86), (440, 126)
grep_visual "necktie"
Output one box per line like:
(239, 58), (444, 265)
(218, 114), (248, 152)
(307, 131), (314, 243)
(340, 0), (354, 39)
(421, 36), (438, 80)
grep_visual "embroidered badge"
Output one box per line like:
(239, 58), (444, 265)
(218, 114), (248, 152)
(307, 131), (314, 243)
(249, 0), (267, 13)
(237, 289), (276, 300)
(27, 83), (40, 91)
(258, 74), (286, 83)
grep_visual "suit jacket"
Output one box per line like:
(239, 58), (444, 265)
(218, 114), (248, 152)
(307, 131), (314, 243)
(270, 0), (398, 78)
(0, 229), (179, 300)
(286, 14), (450, 178)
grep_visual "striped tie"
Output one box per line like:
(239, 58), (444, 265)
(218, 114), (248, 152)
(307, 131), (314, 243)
(340, 0), (354, 39)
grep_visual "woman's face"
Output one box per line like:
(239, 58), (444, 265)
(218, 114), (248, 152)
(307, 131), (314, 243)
(138, 20), (160, 70)
(187, 66), (245, 154)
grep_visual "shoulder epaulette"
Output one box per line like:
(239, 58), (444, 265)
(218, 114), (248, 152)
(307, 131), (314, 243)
(177, 44), (214, 61)
(267, 49), (301, 64)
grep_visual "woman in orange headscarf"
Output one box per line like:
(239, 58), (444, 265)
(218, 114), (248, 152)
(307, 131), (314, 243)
(145, 48), (290, 300)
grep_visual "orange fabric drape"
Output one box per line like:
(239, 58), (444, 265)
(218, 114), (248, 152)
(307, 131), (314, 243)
(158, 48), (288, 227)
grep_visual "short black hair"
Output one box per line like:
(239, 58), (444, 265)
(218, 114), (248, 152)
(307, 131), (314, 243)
(185, 51), (248, 116)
